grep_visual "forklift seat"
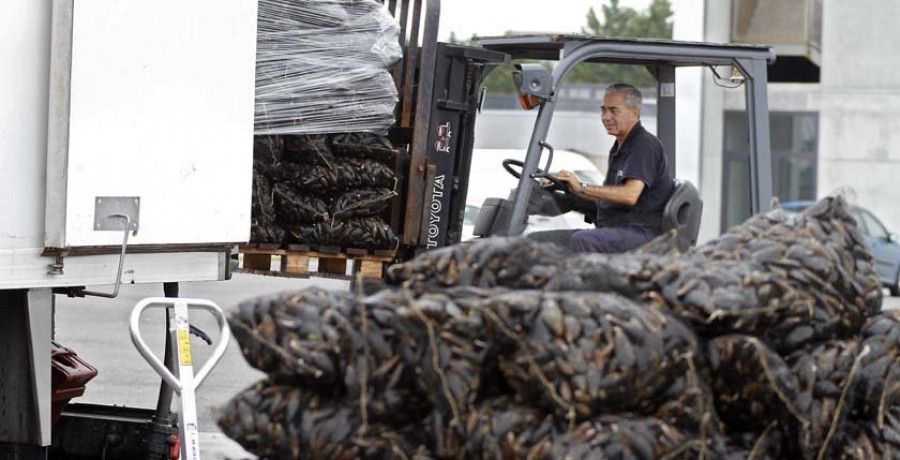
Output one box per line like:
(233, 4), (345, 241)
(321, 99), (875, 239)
(661, 179), (703, 252)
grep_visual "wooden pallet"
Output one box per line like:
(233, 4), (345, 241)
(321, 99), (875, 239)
(236, 246), (396, 280)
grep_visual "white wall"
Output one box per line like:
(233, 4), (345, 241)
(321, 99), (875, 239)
(818, 0), (900, 233)
(696, 0), (733, 241)
(0, 0), (51, 250)
(673, 0), (705, 189)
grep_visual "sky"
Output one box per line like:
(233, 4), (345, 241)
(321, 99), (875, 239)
(438, 0), (654, 42)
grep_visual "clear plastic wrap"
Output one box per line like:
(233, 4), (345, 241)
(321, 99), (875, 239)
(255, 0), (402, 135)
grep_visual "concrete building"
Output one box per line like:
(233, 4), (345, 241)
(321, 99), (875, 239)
(676, 0), (900, 241)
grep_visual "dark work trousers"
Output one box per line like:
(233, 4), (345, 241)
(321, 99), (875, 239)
(528, 226), (658, 253)
(525, 229), (579, 249)
(570, 226), (659, 253)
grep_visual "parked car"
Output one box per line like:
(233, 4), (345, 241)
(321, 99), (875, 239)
(461, 149), (604, 242)
(781, 201), (900, 296)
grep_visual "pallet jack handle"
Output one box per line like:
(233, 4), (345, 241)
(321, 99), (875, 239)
(129, 298), (230, 394)
(129, 297), (231, 460)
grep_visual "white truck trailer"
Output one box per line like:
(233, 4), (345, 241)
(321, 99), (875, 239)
(2, 0), (258, 456)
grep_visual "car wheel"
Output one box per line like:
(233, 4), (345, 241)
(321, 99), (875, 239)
(891, 272), (900, 297)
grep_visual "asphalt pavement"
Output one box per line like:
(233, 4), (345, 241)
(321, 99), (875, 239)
(55, 274), (900, 459)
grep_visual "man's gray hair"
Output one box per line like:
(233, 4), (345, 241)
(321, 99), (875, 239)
(605, 83), (643, 112)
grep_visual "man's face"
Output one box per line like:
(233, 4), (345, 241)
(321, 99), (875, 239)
(601, 91), (640, 137)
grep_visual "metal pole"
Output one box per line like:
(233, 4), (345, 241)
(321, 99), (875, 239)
(142, 282), (179, 460)
(506, 101), (558, 235)
(657, 66), (677, 178)
(735, 58), (773, 213)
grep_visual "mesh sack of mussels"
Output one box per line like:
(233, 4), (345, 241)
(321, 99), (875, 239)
(254, 134), (286, 173)
(546, 253), (859, 354)
(526, 416), (704, 460)
(331, 132), (399, 165)
(332, 188), (397, 220)
(255, 134), (335, 171)
(690, 196), (882, 328)
(227, 288), (428, 420)
(717, 424), (788, 460)
(451, 397), (556, 459)
(652, 353), (725, 444)
(784, 339), (865, 459)
(392, 287), (498, 425)
(288, 217), (398, 250)
(454, 402), (707, 460)
(250, 172), (288, 244)
(386, 237), (568, 292)
(273, 183), (330, 224)
(837, 408), (900, 459)
(854, 310), (900, 426)
(457, 395), (723, 460)
(279, 159), (396, 195)
(283, 134), (335, 167)
(706, 334), (812, 448)
(218, 381), (430, 460)
(252, 132), (400, 248)
(647, 258), (843, 353)
(283, 132), (400, 166)
(224, 286), (515, 459)
(481, 291), (699, 422)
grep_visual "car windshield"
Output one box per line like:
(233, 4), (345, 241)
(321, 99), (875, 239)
(573, 170), (604, 184)
(860, 210), (889, 239)
(463, 204), (480, 225)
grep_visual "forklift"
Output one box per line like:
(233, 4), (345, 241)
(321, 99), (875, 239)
(470, 34), (777, 251)
(389, 16), (777, 254)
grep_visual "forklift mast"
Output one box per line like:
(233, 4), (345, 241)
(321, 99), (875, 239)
(383, 0), (505, 255)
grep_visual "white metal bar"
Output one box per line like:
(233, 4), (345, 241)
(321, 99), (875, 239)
(80, 214), (131, 298)
(45, 0), (75, 248)
(26, 289), (53, 446)
(173, 299), (201, 460)
(0, 250), (225, 290)
(130, 299), (182, 392)
(129, 297), (231, 394)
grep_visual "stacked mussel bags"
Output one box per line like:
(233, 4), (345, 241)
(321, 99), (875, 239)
(383, 196), (896, 458)
(251, 133), (399, 250)
(222, 283), (715, 459)
(224, 196), (894, 459)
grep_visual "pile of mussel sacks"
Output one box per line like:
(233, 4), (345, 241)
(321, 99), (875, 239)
(251, 132), (399, 250)
(221, 196), (898, 459)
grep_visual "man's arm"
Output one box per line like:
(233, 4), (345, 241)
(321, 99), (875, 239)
(554, 170), (646, 206)
(572, 178), (645, 206)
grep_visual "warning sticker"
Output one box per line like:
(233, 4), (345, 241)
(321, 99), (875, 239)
(178, 329), (193, 366)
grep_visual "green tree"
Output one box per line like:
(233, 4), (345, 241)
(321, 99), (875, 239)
(568, 0), (674, 88)
(446, 0), (673, 94)
(449, 32), (520, 94)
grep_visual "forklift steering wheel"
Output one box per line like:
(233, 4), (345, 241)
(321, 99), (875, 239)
(501, 159), (568, 192)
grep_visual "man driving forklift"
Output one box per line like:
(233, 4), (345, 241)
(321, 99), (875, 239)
(534, 83), (674, 253)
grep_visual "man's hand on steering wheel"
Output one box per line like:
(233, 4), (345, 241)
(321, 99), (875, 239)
(553, 170), (582, 193)
(502, 158), (569, 192)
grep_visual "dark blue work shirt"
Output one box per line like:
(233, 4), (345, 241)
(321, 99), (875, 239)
(595, 122), (674, 231)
